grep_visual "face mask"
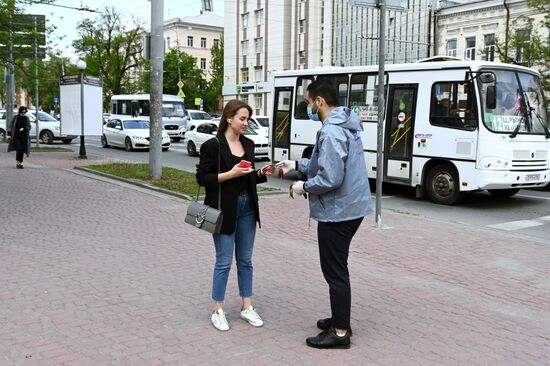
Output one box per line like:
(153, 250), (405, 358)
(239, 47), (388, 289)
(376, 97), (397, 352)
(307, 101), (320, 121)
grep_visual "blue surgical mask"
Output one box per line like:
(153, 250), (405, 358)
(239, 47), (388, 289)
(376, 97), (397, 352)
(307, 103), (320, 122)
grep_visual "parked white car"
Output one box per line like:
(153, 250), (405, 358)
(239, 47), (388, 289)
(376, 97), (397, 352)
(101, 118), (171, 151)
(249, 117), (269, 138)
(184, 120), (269, 160)
(0, 109), (76, 144)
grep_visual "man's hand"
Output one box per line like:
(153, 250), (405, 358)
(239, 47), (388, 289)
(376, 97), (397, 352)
(289, 180), (307, 199)
(275, 160), (296, 177)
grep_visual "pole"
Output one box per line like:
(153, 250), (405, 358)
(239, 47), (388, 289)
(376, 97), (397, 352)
(375, 0), (386, 227)
(6, 3), (14, 133)
(34, 17), (40, 147)
(149, 0), (164, 179)
(79, 71), (86, 158)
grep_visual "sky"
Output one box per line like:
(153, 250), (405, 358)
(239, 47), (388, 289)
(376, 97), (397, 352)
(26, 0), (225, 59)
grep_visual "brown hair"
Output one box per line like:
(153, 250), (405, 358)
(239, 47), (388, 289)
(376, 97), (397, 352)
(218, 99), (253, 135)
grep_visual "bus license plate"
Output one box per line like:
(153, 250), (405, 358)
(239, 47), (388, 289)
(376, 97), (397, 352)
(525, 174), (540, 181)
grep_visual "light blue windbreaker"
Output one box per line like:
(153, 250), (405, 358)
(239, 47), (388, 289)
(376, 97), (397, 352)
(299, 107), (373, 222)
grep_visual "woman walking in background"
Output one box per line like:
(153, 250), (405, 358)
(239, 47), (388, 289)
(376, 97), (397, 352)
(7, 106), (31, 169)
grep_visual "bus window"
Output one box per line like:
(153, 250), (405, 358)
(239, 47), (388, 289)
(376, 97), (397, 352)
(316, 74), (349, 106)
(274, 89), (292, 149)
(294, 76), (314, 120)
(349, 73), (381, 122)
(430, 81), (477, 130)
(138, 100), (150, 116)
(117, 100), (131, 115)
(111, 102), (117, 114)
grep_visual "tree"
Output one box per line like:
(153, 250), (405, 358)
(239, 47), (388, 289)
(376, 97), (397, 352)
(491, 2), (550, 92)
(72, 7), (145, 108)
(203, 36), (224, 113)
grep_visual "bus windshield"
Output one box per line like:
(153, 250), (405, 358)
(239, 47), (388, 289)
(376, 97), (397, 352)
(162, 102), (184, 118)
(479, 69), (549, 135)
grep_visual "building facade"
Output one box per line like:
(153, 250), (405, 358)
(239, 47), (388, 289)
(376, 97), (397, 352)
(435, 0), (549, 66)
(163, 12), (223, 80)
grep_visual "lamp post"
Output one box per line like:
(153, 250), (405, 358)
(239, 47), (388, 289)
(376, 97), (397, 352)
(76, 60), (87, 159)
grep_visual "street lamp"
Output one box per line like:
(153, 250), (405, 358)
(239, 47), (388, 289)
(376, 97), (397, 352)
(76, 59), (87, 159)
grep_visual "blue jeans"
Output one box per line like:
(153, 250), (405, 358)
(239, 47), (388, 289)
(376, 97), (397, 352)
(211, 195), (257, 302)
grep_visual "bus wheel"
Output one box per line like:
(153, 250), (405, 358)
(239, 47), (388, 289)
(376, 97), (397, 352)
(488, 188), (520, 198)
(425, 164), (463, 205)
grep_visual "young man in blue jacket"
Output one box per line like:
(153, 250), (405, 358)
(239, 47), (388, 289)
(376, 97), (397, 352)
(277, 78), (373, 349)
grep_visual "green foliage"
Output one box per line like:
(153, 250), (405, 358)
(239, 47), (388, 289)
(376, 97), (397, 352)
(203, 36), (224, 113)
(72, 7), (145, 108)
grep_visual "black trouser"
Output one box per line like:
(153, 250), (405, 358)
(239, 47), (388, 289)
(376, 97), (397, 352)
(16, 150), (24, 163)
(317, 217), (363, 331)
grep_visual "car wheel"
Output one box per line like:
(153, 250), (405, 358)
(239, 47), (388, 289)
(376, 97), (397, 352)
(61, 138), (73, 144)
(187, 140), (197, 156)
(488, 188), (520, 198)
(172, 137), (181, 142)
(101, 135), (109, 148)
(125, 137), (133, 152)
(0, 128), (6, 141)
(162, 147), (169, 152)
(40, 130), (54, 144)
(425, 164), (464, 205)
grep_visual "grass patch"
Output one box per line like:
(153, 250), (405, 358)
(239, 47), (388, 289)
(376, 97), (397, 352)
(85, 162), (276, 196)
(31, 146), (72, 152)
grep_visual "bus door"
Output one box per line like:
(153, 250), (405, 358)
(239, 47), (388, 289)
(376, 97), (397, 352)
(271, 87), (293, 162)
(384, 84), (418, 182)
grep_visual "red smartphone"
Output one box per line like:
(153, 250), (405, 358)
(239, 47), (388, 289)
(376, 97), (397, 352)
(238, 160), (252, 168)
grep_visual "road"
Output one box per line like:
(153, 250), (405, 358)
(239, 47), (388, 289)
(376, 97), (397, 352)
(61, 137), (550, 242)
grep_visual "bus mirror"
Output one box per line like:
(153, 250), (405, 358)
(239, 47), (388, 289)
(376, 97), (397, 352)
(486, 86), (497, 109)
(479, 73), (495, 84)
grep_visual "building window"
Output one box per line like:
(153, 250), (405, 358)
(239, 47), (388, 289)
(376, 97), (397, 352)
(515, 29), (530, 64)
(241, 68), (249, 83)
(166, 37), (171, 49)
(255, 38), (263, 54)
(465, 37), (476, 61)
(213, 38), (220, 48)
(255, 66), (262, 82)
(242, 13), (249, 28)
(255, 9), (263, 26)
(201, 37), (207, 48)
(187, 36), (193, 47)
(255, 94), (263, 109)
(241, 40), (249, 55)
(446, 39), (457, 57)
(299, 19), (306, 34)
(200, 58), (207, 70)
(299, 50), (306, 64)
(484, 34), (495, 61)
(241, 94), (249, 104)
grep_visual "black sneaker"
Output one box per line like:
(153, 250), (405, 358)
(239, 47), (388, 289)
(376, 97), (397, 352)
(306, 328), (351, 349)
(317, 318), (353, 336)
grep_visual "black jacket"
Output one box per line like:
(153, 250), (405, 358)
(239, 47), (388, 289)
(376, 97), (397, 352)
(196, 133), (267, 234)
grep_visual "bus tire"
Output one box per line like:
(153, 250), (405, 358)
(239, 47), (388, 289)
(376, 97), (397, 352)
(425, 164), (463, 205)
(488, 188), (520, 198)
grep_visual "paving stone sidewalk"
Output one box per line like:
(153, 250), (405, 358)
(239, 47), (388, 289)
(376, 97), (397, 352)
(0, 146), (549, 366)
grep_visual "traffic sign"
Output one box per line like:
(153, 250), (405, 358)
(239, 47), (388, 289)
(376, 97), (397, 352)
(177, 89), (185, 98)
(195, 98), (202, 106)
(177, 80), (184, 88)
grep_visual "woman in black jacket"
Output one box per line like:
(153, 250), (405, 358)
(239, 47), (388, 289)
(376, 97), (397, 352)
(7, 106), (31, 169)
(196, 99), (274, 332)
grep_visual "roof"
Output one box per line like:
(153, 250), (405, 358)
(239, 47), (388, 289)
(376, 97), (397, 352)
(182, 12), (223, 29)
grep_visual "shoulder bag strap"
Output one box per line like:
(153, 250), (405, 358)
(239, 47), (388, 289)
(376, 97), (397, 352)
(194, 137), (221, 208)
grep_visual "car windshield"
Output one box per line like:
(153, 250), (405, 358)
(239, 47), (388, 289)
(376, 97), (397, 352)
(123, 120), (149, 129)
(248, 119), (260, 129)
(254, 117), (269, 127)
(190, 111), (212, 120)
(243, 126), (258, 135)
(478, 69), (549, 135)
(162, 102), (184, 118)
(35, 111), (57, 122)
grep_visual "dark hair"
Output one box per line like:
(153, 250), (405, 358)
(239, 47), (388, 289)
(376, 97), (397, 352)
(218, 99), (253, 135)
(18, 106), (28, 114)
(307, 78), (339, 106)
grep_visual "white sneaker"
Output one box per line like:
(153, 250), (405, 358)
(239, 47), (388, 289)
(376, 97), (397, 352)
(211, 309), (229, 331)
(240, 306), (264, 327)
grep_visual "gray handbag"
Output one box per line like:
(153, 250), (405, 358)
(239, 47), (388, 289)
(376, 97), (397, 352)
(185, 138), (223, 234)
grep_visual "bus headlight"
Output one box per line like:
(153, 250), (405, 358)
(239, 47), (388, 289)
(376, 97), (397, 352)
(479, 156), (510, 170)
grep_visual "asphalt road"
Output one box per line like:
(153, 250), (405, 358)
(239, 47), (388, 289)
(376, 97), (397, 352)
(63, 137), (550, 242)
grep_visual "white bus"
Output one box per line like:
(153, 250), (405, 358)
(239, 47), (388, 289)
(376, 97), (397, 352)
(110, 94), (187, 142)
(270, 59), (550, 204)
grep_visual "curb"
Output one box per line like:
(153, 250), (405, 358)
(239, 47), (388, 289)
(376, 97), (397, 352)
(73, 166), (285, 201)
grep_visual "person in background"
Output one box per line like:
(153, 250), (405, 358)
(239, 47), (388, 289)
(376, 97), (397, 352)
(276, 78), (373, 349)
(196, 99), (275, 332)
(7, 106), (31, 169)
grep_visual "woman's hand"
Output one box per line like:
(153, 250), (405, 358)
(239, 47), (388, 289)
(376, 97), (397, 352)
(229, 162), (254, 178)
(259, 164), (275, 177)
